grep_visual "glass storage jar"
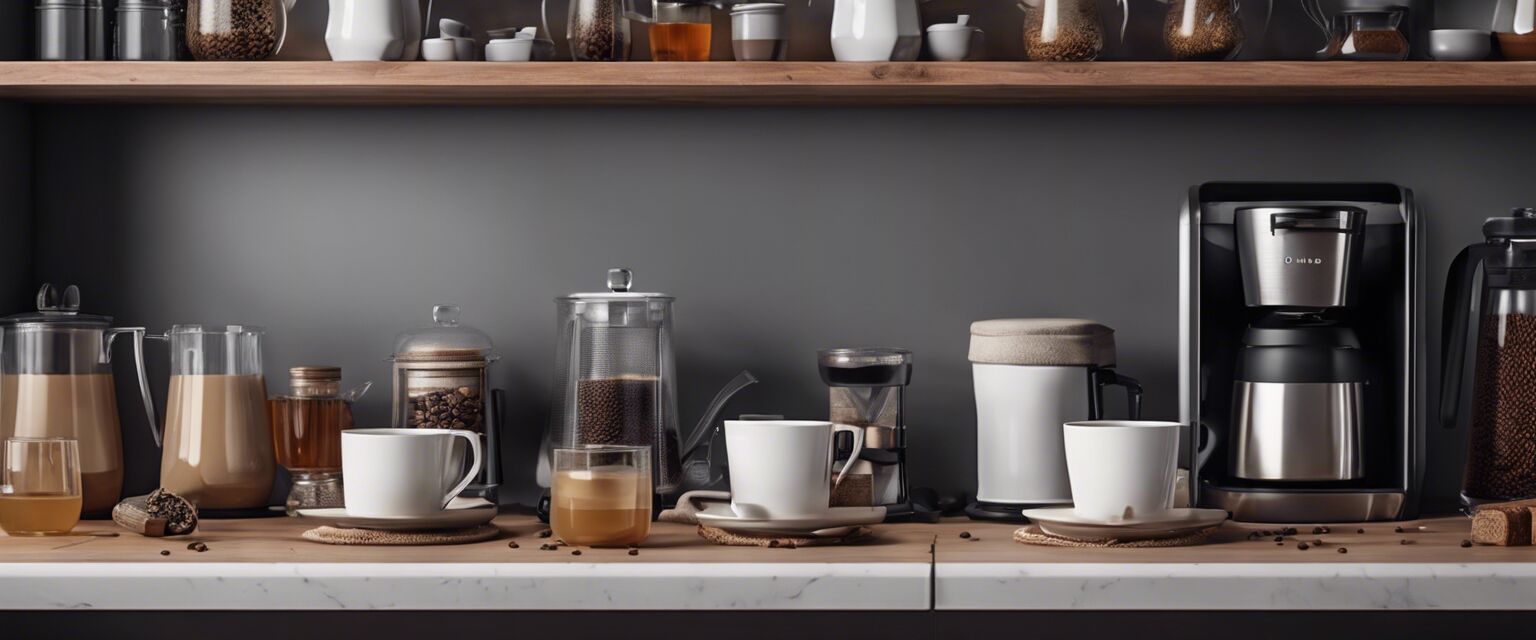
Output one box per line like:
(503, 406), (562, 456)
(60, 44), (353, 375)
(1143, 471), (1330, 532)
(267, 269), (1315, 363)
(1325, 8), (1409, 61)
(186, 0), (292, 60)
(568, 0), (631, 61)
(1163, 0), (1265, 61)
(389, 305), (497, 433)
(1019, 0), (1123, 62)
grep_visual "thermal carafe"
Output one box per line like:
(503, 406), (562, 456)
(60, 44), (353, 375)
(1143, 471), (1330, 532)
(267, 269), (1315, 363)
(967, 319), (1142, 521)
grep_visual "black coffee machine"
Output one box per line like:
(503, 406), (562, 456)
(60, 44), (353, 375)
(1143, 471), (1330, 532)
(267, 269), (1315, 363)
(1180, 183), (1425, 523)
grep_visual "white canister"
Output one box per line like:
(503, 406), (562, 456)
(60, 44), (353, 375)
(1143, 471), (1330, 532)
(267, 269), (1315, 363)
(831, 0), (923, 62)
(967, 319), (1143, 520)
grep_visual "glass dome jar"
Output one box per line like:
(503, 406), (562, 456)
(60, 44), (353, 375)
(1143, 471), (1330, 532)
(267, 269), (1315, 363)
(389, 305), (498, 433)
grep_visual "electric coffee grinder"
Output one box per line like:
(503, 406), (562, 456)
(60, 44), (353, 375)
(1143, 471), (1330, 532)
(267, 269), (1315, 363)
(1180, 183), (1425, 523)
(818, 348), (936, 522)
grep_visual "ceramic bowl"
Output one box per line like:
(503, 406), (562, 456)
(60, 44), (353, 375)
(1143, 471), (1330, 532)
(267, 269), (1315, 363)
(486, 39), (534, 62)
(1498, 31), (1536, 61)
(1430, 29), (1491, 61)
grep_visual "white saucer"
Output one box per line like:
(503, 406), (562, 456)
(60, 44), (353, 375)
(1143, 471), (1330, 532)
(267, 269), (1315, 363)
(1021, 507), (1229, 542)
(296, 497), (498, 531)
(677, 491), (885, 537)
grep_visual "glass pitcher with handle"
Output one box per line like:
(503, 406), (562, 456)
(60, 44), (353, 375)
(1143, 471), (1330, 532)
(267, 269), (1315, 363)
(1442, 208), (1536, 510)
(0, 284), (155, 515)
(150, 325), (274, 510)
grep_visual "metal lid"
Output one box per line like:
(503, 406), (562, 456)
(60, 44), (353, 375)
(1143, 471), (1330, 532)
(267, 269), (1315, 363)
(289, 366), (342, 398)
(291, 366), (342, 381)
(732, 2), (785, 15)
(391, 305), (495, 362)
(1, 284), (113, 329)
(1482, 208), (1536, 240)
(818, 348), (912, 368)
(561, 268), (674, 302)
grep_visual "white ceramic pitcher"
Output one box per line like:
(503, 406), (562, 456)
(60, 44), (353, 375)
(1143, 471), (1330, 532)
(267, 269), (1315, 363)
(831, 0), (925, 62)
(325, 0), (423, 60)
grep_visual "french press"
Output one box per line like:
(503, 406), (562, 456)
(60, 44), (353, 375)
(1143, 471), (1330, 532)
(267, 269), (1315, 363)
(1443, 208), (1536, 509)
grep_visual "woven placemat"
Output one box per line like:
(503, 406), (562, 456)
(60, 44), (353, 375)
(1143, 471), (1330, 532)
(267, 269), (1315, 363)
(302, 524), (501, 546)
(697, 524), (875, 548)
(1013, 524), (1220, 548)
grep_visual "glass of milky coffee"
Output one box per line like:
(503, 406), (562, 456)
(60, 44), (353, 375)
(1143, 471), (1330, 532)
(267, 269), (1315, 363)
(552, 445), (652, 547)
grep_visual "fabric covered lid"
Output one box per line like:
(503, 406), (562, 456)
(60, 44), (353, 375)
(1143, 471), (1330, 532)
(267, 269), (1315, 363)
(968, 319), (1117, 366)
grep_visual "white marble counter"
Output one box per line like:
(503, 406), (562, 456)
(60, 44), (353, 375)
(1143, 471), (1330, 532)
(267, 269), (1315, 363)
(0, 562), (931, 610)
(935, 562), (1536, 610)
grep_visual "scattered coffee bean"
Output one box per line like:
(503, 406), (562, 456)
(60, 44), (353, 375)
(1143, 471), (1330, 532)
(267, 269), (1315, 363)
(538, 529), (553, 538)
(1275, 541), (1284, 546)
(540, 543), (556, 551)
(1337, 547), (1348, 554)
(1461, 539), (1474, 548)
(1283, 527), (1299, 536)
(1297, 542), (1310, 550)
(508, 541), (520, 549)
(1320, 527), (1331, 534)
(159, 550), (170, 556)
(571, 550), (582, 556)
(628, 549), (639, 556)
(1312, 526), (1325, 535)
(768, 540), (780, 548)
(1273, 536), (1284, 542)
(1399, 539), (1413, 545)
(192, 543), (209, 553)
(1394, 526), (1404, 533)
(1260, 530), (1272, 536)
(959, 531), (972, 539)
(1357, 528), (1366, 534)
(186, 542), (199, 550)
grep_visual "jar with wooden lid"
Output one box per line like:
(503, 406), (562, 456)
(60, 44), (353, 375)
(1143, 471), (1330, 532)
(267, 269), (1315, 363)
(389, 305), (498, 433)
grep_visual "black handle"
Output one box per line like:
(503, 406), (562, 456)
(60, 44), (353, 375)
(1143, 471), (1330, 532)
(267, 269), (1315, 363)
(1441, 245), (1495, 430)
(1091, 369), (1144, 420)
(486, 389), (505, 487)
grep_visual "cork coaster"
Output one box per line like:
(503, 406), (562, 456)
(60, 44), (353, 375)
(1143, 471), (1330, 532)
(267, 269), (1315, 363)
(302, 524), (501, 546)
(697, 524), (875, 548)
(1013, 524), (1220, 548)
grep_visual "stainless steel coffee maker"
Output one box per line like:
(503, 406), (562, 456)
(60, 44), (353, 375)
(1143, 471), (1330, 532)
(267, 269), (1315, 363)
(1180, 183), (1424, 523)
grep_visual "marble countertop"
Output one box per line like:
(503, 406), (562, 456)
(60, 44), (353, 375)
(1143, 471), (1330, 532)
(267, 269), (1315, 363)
(5, 514), (1536, 611)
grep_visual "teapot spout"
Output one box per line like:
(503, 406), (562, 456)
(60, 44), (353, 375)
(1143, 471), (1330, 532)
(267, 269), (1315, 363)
(680, 370), (757, 463)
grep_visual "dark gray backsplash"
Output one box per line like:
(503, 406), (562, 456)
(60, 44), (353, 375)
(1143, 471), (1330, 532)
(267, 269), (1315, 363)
(28, 104), (1536, 512)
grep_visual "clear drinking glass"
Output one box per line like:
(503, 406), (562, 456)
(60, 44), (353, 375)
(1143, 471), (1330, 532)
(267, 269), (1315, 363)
(0, 437), (82, 536)
(552, 445), (652, 547)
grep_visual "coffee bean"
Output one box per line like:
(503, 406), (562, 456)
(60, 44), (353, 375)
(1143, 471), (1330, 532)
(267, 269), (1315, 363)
(571, 550), (582, 556)
(959, 531), (971, 539)
(1273, 536), (1284, 542)
(508, 541), (520, 549)
(159, 550), (170, 556)
(1394, 526), (1405, 533)
(628, 549), (639, 556)
(1275, 541), (1283, 546)
(1337, 547), (1348, 554)
(538, 529), (553, 538)
(1357, 529), (1366, 534)
(1312, 527), (1325, 535)
(1462, 539), (1474, 548)
(1297, 542), (1310, 550)
(1320, 527), (1331, 534)
(1399, 539), (1412, 545)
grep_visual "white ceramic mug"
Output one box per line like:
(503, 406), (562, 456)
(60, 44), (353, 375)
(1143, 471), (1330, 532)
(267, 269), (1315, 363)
(1062, 420), (1179, 522)
(724, 420), (864, 518)
(342, 428), (482, 517)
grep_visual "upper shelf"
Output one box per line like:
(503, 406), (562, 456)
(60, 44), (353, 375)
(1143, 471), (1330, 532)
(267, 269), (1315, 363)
(3, 61), (1536, 105)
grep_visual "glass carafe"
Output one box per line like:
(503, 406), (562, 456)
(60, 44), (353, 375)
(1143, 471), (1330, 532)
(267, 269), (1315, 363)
(1161, 0), (1271, 60)
(1018, 0), (1129, 61)
(1443, 209), (1536, 509)
(151, 325), (273, 510)
(648, 1), (714, 61)
(1322, 8), (1409, 60)
(547, 268), (681, 495)
(0, 285), (155, 514)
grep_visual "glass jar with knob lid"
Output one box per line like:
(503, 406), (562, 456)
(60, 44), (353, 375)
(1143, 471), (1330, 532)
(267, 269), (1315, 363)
(389, 305), (498, 433)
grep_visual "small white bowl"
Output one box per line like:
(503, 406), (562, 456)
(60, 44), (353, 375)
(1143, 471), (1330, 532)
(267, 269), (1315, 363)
(421, 38), (457, 61)
(1430, 29), (1491, 61)
(485, 38), (534, 62)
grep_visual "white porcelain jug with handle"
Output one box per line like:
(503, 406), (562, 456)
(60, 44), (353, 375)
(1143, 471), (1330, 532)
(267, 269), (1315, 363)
(326, 0), (421, 60)
(1495, 0), (1535, 34)
(831, 0), (925, 62)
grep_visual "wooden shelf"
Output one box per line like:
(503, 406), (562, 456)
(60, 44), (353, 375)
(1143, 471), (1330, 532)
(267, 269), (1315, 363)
(3, 61), (1536, 105)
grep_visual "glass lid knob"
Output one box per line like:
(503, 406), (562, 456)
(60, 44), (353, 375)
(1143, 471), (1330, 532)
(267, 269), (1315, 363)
(608, 268), (633, 293)
(36, 284), (81, 315)
(431, 304), (462, 327)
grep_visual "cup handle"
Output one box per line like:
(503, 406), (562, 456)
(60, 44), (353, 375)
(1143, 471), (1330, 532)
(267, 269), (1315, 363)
(1195, 422), (1220, 471)
(831, 424), (865, 488)
(441, 429), (484, 509)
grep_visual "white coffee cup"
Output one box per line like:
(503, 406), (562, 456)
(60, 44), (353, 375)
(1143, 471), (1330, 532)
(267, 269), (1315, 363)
(724, 420), (864, 519)
(342, 428), (483, 517)
(1063, 420), (1180, 522)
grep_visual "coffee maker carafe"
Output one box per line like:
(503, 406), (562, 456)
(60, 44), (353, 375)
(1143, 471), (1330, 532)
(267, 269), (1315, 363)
(0, 284), (156, 514)
(1442, 208), (1536, 508)
(1181, 183), (1424, 523)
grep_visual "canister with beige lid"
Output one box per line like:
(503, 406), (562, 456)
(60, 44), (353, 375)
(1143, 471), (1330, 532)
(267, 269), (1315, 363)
(966, 318), (1143, 522)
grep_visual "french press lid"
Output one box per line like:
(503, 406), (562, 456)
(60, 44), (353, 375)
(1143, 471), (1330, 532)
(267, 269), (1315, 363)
(390, 305), (496, 363)
(1482, 208), (1536, 240)
(0, 284), (113, 329)
(562, 268), (674, 302)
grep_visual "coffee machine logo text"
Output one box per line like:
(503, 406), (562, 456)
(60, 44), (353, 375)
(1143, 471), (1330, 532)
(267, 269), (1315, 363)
(1284, 257), (1326, 265)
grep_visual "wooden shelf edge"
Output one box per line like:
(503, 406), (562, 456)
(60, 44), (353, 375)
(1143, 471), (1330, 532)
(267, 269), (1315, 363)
(3, 61), (1536, 105)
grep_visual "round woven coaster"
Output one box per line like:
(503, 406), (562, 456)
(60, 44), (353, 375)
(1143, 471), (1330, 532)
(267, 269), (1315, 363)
(302, 524), (502, 546)
(696, 524), (875, 548)
(1013, 524), (1219, 548)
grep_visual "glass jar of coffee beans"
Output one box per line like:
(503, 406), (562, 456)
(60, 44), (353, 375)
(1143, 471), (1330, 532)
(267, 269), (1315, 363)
(1163, 0), (1247, 61)
(389, 305), (499, 433)
(1018, 0), (1108, 62)
(186, 0), (291, 61)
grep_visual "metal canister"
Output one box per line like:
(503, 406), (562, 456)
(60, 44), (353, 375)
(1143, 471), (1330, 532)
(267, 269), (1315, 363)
(37, 0), (89, 60)
(116, 0), (181, 60)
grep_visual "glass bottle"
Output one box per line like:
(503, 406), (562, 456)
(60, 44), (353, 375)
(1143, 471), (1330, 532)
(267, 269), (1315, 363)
(268, 367), (370, 515)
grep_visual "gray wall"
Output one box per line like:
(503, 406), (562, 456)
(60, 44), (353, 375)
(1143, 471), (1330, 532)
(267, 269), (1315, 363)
(2, 1), (33, 305)
(31, 104), (1536, 512)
